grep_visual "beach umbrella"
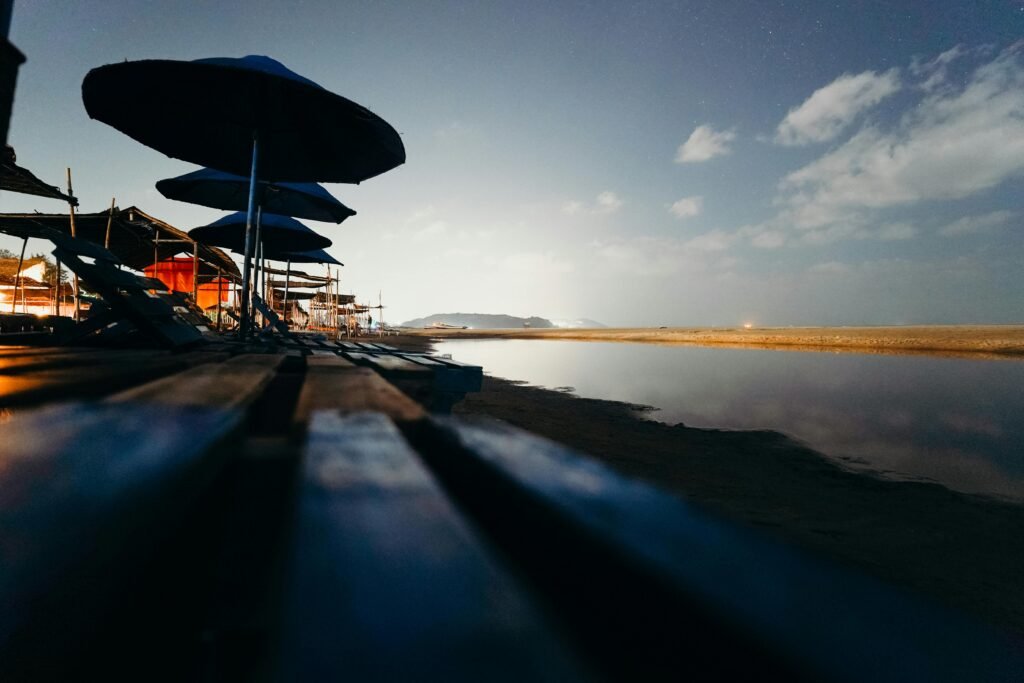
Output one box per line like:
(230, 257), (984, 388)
(82, 54), (404, 336)
(255, 246), (343, 324)
(190, 212), (331, 253)
(156, 168), (356, 224)
(262, 247), (343, 266)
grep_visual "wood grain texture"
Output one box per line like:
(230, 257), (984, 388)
(294, 355), (424, 424)
(108, 353), (283, 411)
(419, 417), (1024, 683)
(276, 411), (587, 682)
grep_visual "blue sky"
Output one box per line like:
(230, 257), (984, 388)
(3, 1), (1023, 326)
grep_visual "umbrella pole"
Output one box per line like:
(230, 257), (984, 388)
(239, 134), (260, 339)
(284, 259), (291, 327)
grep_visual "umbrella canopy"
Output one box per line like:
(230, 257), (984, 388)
(261, 246), (343, 266)
(191, 212), (330, 253)
(156, 168), (356, 223)
(82, 55), (405, 183)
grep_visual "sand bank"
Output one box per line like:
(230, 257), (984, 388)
(403, 325), (1024, 359)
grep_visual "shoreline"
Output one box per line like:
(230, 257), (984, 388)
(401, 325), (1024, 359)
(387, 333), (1024, 634)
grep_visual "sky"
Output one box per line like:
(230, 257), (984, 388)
(2, 1), (1022, 326)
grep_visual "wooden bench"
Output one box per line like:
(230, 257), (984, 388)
(0, 354), (282, 679)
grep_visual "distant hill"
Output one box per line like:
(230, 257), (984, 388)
(551, 318), (607, 329)
(400, 313), (555, 329)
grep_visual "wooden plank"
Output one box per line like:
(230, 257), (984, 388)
(0, 351), (227, 408)
(277, 411), (587, 681)
(399, 354), (482, 393)
(420, 418), (1024, 683)
(0, 349), (164, 375)
(0, 400), (245, 679)
(294, 356), (423, 424)
(108, 353), (284, 410)
(343, 351), (431, 375)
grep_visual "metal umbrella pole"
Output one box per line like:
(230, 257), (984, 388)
(238, 134), (259, 339)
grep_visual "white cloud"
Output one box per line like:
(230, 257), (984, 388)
(563, 191), (623, 216)
(561, 200), (584, 215)
(779, 43), (1024, 230)
(911, 45), (969, 91)
(675, 124), (736, 163)
(595, 191), (623, 214)
(669, 195), (702, 219)
(939, 210), (1015, 237)
(775, 69), (900, 145)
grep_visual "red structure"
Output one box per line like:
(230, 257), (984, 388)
(144, 258), (230, 310)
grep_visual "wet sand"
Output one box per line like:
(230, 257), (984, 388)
(405, 325), (1024, 359)
(389, 332), (1024, 634)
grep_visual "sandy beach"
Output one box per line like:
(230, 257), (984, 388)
(405, 325), (1024, 359)
(389, 331), (1024, 634)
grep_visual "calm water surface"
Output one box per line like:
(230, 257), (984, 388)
(435, 339), (1024, 502)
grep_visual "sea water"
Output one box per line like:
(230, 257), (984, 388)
(434, 338), (1024, 502)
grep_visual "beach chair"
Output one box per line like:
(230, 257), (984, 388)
(46, 230), (206, 348)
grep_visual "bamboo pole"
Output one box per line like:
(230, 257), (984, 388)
(104, 197), (115, 249)
(192, 242), (199, 302)
(11, 236), (26, 314)
(54, 260), (60, 316)
(215, 267), (223, 331)
(283, 259), (291, 327)
(66, 169), (80, 322)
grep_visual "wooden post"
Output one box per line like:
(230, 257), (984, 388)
(192, 242), (199, 302)
(54, 260), (61, 316)
(11, 236), (26, 314)
(215, 268), (223, 331)
(65, 168), (79, 321)
(283, 259), (291, 327)
(104, 197), (115, 249)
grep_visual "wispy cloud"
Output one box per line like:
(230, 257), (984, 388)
(910, 44), (972, 92)
(775, 42), (1024, 241)
(562, 191), (624, 216)
(412, 220), (448, 241)
(675, 124), (736, 163)
(775, 68), (900, 145)
(668, 195), (702, 219)
(939, 210), (1015, 237)
(405, 204), (437, 224)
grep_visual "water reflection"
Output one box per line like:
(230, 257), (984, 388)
(435, 339), (1024, 501)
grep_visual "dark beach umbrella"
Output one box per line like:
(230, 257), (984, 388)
(262, 247), (343, 266)
(156, 168), (356, 224)
(82, 56), (404, 182)
(190, 212), (331, 253)
(82, 54), (404, 336)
